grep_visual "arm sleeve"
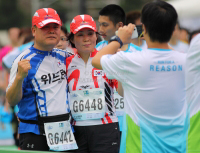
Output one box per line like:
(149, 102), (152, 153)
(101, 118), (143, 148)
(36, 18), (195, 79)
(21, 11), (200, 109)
(100, 51), (127, 83)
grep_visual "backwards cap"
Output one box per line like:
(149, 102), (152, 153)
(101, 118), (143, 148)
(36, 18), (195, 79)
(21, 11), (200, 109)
(32, 8), (62, 28)
(70, 14), (97, 34)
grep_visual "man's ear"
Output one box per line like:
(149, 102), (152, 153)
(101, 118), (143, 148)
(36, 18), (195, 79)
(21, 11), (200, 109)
(32, 26), (36, 37)
(116, 22), (124, 29)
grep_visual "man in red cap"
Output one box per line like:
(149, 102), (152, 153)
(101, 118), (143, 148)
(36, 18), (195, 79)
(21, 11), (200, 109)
(6, 8), (77, 151)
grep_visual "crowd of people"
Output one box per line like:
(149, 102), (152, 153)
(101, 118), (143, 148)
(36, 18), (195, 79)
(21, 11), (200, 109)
(0, 1), (200, 153)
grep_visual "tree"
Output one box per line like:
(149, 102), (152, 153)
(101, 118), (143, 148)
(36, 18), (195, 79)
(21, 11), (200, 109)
(0, 0), (25, 29)
(120, 0), (154, 13)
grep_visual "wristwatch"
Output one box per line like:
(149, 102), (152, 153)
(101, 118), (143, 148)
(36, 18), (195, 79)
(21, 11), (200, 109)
(109, 36), (123, 48)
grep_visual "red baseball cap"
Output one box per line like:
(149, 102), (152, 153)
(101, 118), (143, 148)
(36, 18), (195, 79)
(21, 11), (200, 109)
(32, 8), (62, 28)
(70, 14), (97, 34)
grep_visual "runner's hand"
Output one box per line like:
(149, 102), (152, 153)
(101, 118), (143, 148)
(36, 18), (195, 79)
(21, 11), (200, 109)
(118, 23), (135, 44)
(17, 59), (31, 80)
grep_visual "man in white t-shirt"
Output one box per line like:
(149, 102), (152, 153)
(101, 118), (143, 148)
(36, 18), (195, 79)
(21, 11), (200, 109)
(185, 32), (200, 152)
(92, 1), (187, 153)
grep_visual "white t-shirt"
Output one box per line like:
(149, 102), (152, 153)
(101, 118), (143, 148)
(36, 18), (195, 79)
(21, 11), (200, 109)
(138, 40), (147, 50)
(125, 43), (142, 52)
(185, 33), (200, 151)
(101, 48), (187, 152)
(95, 40), (108, 51)
(96, 40), (144, 52)
(186, 33), (200, 117)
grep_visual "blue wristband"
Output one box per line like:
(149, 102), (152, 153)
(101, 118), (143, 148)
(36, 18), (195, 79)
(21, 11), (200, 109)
(110, 36), (123, 48)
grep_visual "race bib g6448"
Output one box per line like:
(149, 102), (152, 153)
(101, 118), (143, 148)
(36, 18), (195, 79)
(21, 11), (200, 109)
(70, 88), (106, 121)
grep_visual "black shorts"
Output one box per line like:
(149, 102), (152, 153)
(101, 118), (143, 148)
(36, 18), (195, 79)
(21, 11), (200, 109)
(70, 122), (120, 153)
(19, 133), (49, 151)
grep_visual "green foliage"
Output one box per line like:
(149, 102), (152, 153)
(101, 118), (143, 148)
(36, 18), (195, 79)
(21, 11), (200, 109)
(120, 0), (154, 13)
(0, 0), (25, 29)
(40, 0), (68, 24)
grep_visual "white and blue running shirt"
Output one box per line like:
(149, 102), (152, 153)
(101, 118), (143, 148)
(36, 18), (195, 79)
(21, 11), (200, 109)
(95, 40), (108, 51)
(7, 46), (71, 135)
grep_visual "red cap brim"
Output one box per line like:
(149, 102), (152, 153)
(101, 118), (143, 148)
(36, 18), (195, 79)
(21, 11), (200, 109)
(36, 19), (62, 28)
(73, 25), (96, 34)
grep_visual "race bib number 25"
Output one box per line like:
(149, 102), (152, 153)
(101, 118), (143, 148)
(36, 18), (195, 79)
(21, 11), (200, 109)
(114, 90), (125, 116)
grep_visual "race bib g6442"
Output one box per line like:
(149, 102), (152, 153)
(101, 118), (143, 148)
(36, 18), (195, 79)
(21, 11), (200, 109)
(44, 121), (78, 151)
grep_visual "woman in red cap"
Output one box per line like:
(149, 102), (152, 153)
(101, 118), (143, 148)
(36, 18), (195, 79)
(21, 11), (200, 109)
(66, 14), (120, 153)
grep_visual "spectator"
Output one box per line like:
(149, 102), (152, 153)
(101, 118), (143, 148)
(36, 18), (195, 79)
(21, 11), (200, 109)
(188, 29), (200, 43)
(185, 32), (200, 152)
(55, 25), (76, 54)
(169, 22), (189, 53)
(2, 30), (34, 72)
(179, 27), (189, 44)
(0, 27), (20, 101)
(0, 101), (15, 146)
(55, 26), (69, 50)
(7, 27), (20, 48)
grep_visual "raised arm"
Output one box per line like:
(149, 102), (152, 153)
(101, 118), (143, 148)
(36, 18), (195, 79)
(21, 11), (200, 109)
(92, 24), (135, 69)
(6, 59), (31, 106)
